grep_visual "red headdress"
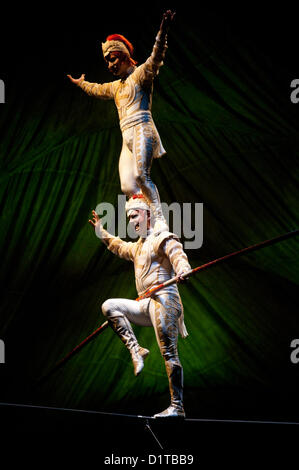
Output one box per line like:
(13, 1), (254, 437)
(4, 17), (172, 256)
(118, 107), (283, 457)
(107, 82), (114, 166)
(102, 34), (138, 66)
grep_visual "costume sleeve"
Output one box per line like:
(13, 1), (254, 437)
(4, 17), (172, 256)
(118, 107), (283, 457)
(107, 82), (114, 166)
(95, 223), (135, 261)
(135, 31), (168, 84)
(154, 232), (191, 275)
(78, 80), (114, 100)
(162, 236), (191, 275)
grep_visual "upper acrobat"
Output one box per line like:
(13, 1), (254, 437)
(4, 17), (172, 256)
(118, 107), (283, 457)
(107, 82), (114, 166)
(68, 10), (175, 234)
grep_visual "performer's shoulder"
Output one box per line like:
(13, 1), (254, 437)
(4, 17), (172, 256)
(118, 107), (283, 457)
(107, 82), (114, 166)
(152, 230), (180, 251)
(131, 63), (143, 73)
(130, 62), (147, 80)
(111, 78), (121, 88)
(155, 229), (180, 239)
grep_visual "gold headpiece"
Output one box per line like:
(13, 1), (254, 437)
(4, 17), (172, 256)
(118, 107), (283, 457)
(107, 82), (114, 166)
(125, 194), (150, 216)
(101, 40), (131, 58)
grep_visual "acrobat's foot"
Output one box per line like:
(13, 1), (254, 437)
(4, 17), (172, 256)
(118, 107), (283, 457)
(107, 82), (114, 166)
(131, 347), (150, 376)
(153, 406), (185, 419)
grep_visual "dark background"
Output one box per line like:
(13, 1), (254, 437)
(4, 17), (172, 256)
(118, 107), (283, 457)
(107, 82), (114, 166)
(0, 1), (299, 462)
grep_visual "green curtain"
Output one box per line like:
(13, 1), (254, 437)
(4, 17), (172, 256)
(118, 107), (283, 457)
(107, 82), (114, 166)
(0, 5), (298, 420)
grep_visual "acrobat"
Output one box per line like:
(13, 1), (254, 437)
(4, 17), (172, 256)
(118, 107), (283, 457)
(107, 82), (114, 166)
(68, 10), (175, 233)
(89, 194), (191, 418)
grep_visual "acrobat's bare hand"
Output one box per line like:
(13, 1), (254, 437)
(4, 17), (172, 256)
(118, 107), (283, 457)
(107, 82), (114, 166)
(88, 210), (100, 228)
(67, 73), (85, 85)
(160, 10), (176, 33)
(176, 271), (189, 284)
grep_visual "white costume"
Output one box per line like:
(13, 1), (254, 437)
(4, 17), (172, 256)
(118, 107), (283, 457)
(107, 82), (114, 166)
(94, 196), (191, 418)
(78, 31), (168, 230)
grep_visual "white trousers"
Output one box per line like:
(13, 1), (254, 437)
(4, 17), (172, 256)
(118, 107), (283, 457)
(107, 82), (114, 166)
(102, 294), (184, 410)
(102, 294), (182, 365)
(118, 123), (166, 223)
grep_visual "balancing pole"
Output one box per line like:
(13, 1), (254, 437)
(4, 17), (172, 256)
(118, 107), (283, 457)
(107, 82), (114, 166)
(36, 320), (109, 385)
(137, 228), (299, 300)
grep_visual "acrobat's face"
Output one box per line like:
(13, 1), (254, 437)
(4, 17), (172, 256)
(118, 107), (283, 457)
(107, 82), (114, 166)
(128, 209), (149, 236)
(105, 52), (130, 77)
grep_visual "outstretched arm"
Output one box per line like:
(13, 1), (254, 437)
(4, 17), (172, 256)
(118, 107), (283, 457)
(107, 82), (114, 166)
(89, 210), (135, 261)
(67, 74), (114, 100)
(138, 10), (176, 83)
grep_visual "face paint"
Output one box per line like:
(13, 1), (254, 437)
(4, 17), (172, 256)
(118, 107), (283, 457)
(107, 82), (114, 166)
(128, 209), (148, 237)
(105, 52), (130, 77)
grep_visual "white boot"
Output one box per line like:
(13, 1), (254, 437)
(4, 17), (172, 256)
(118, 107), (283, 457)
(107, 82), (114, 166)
(108, 316), (149, 376)
(131, 346), (150, 376)
(153, 406), (185, 418)
(153, 361), (185, 418)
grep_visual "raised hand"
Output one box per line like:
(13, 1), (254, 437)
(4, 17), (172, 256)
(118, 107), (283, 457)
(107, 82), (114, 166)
(88, 210), (100, 228)
(67, 73), (85, 85)
(160, 10), (176, 33)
